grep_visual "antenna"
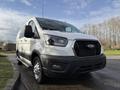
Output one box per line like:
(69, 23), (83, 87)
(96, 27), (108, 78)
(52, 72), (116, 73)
(42, 0), (44, 18)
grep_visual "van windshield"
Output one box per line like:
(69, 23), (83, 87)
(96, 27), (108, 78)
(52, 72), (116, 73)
(37, 18), (81, 33)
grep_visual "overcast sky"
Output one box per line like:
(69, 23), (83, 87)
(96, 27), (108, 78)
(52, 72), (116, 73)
(0, 0), (120, 42)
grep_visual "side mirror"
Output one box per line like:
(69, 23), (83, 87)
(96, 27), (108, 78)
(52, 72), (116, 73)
(24, 25), (34, 38)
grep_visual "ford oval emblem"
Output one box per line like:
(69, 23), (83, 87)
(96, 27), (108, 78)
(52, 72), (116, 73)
(87, 44), (95, 48)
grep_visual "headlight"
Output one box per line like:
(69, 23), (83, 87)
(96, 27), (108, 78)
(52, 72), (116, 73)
(44, 35), (68, 47)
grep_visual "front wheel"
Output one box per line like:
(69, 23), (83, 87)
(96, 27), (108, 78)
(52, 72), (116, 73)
(33, 56), (45, 83)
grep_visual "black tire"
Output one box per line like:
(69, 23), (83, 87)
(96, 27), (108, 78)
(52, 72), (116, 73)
(33, 56), (45, 83)
(16, 52), (22, 65)
(17, 60), (22, 65)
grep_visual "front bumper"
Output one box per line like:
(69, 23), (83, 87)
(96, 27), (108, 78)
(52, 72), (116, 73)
(41, 54), (106, 77)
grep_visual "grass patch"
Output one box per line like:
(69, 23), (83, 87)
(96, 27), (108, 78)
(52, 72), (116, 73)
(0, 53), (7, 57)
(0, 50), (15, 57)
(0, 50), (8, 57)
(0, 56), (13, 90)
(105, 50), (120, 56)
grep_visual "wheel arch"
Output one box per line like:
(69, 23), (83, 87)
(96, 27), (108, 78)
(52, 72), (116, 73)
(31, 50), (42, 65)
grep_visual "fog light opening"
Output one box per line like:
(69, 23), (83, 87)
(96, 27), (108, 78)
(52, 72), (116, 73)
(52, 64), (62, 71)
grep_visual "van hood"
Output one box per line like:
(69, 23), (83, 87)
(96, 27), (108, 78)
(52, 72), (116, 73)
(43, 30), (98, 40)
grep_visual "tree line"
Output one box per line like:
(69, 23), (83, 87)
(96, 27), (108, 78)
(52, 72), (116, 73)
(82, 16), (120, 49)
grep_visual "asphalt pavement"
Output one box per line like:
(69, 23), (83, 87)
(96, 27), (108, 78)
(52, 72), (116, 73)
(8, 55), (120, 90)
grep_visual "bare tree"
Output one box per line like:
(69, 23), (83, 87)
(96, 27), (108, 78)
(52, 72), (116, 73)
(82, 17), (120, 49)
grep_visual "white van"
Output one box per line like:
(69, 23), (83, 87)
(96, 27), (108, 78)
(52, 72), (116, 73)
(16, 17), (106, 83)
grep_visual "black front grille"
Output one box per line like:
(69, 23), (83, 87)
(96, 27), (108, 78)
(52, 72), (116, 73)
(74, 40), (101, 57)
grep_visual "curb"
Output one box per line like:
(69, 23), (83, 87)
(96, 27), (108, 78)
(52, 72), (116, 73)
(5, 73), (20, 90)
(5, 56), (20, 90)
(11, 74), (21, 90)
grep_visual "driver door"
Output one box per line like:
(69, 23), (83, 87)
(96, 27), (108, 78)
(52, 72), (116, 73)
(23, 21), (40, 61)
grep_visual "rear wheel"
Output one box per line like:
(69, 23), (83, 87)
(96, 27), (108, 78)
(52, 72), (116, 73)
(33, 56), (45, 83)
(17, 60), (22, 65)
(16, 51), (22, 65)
